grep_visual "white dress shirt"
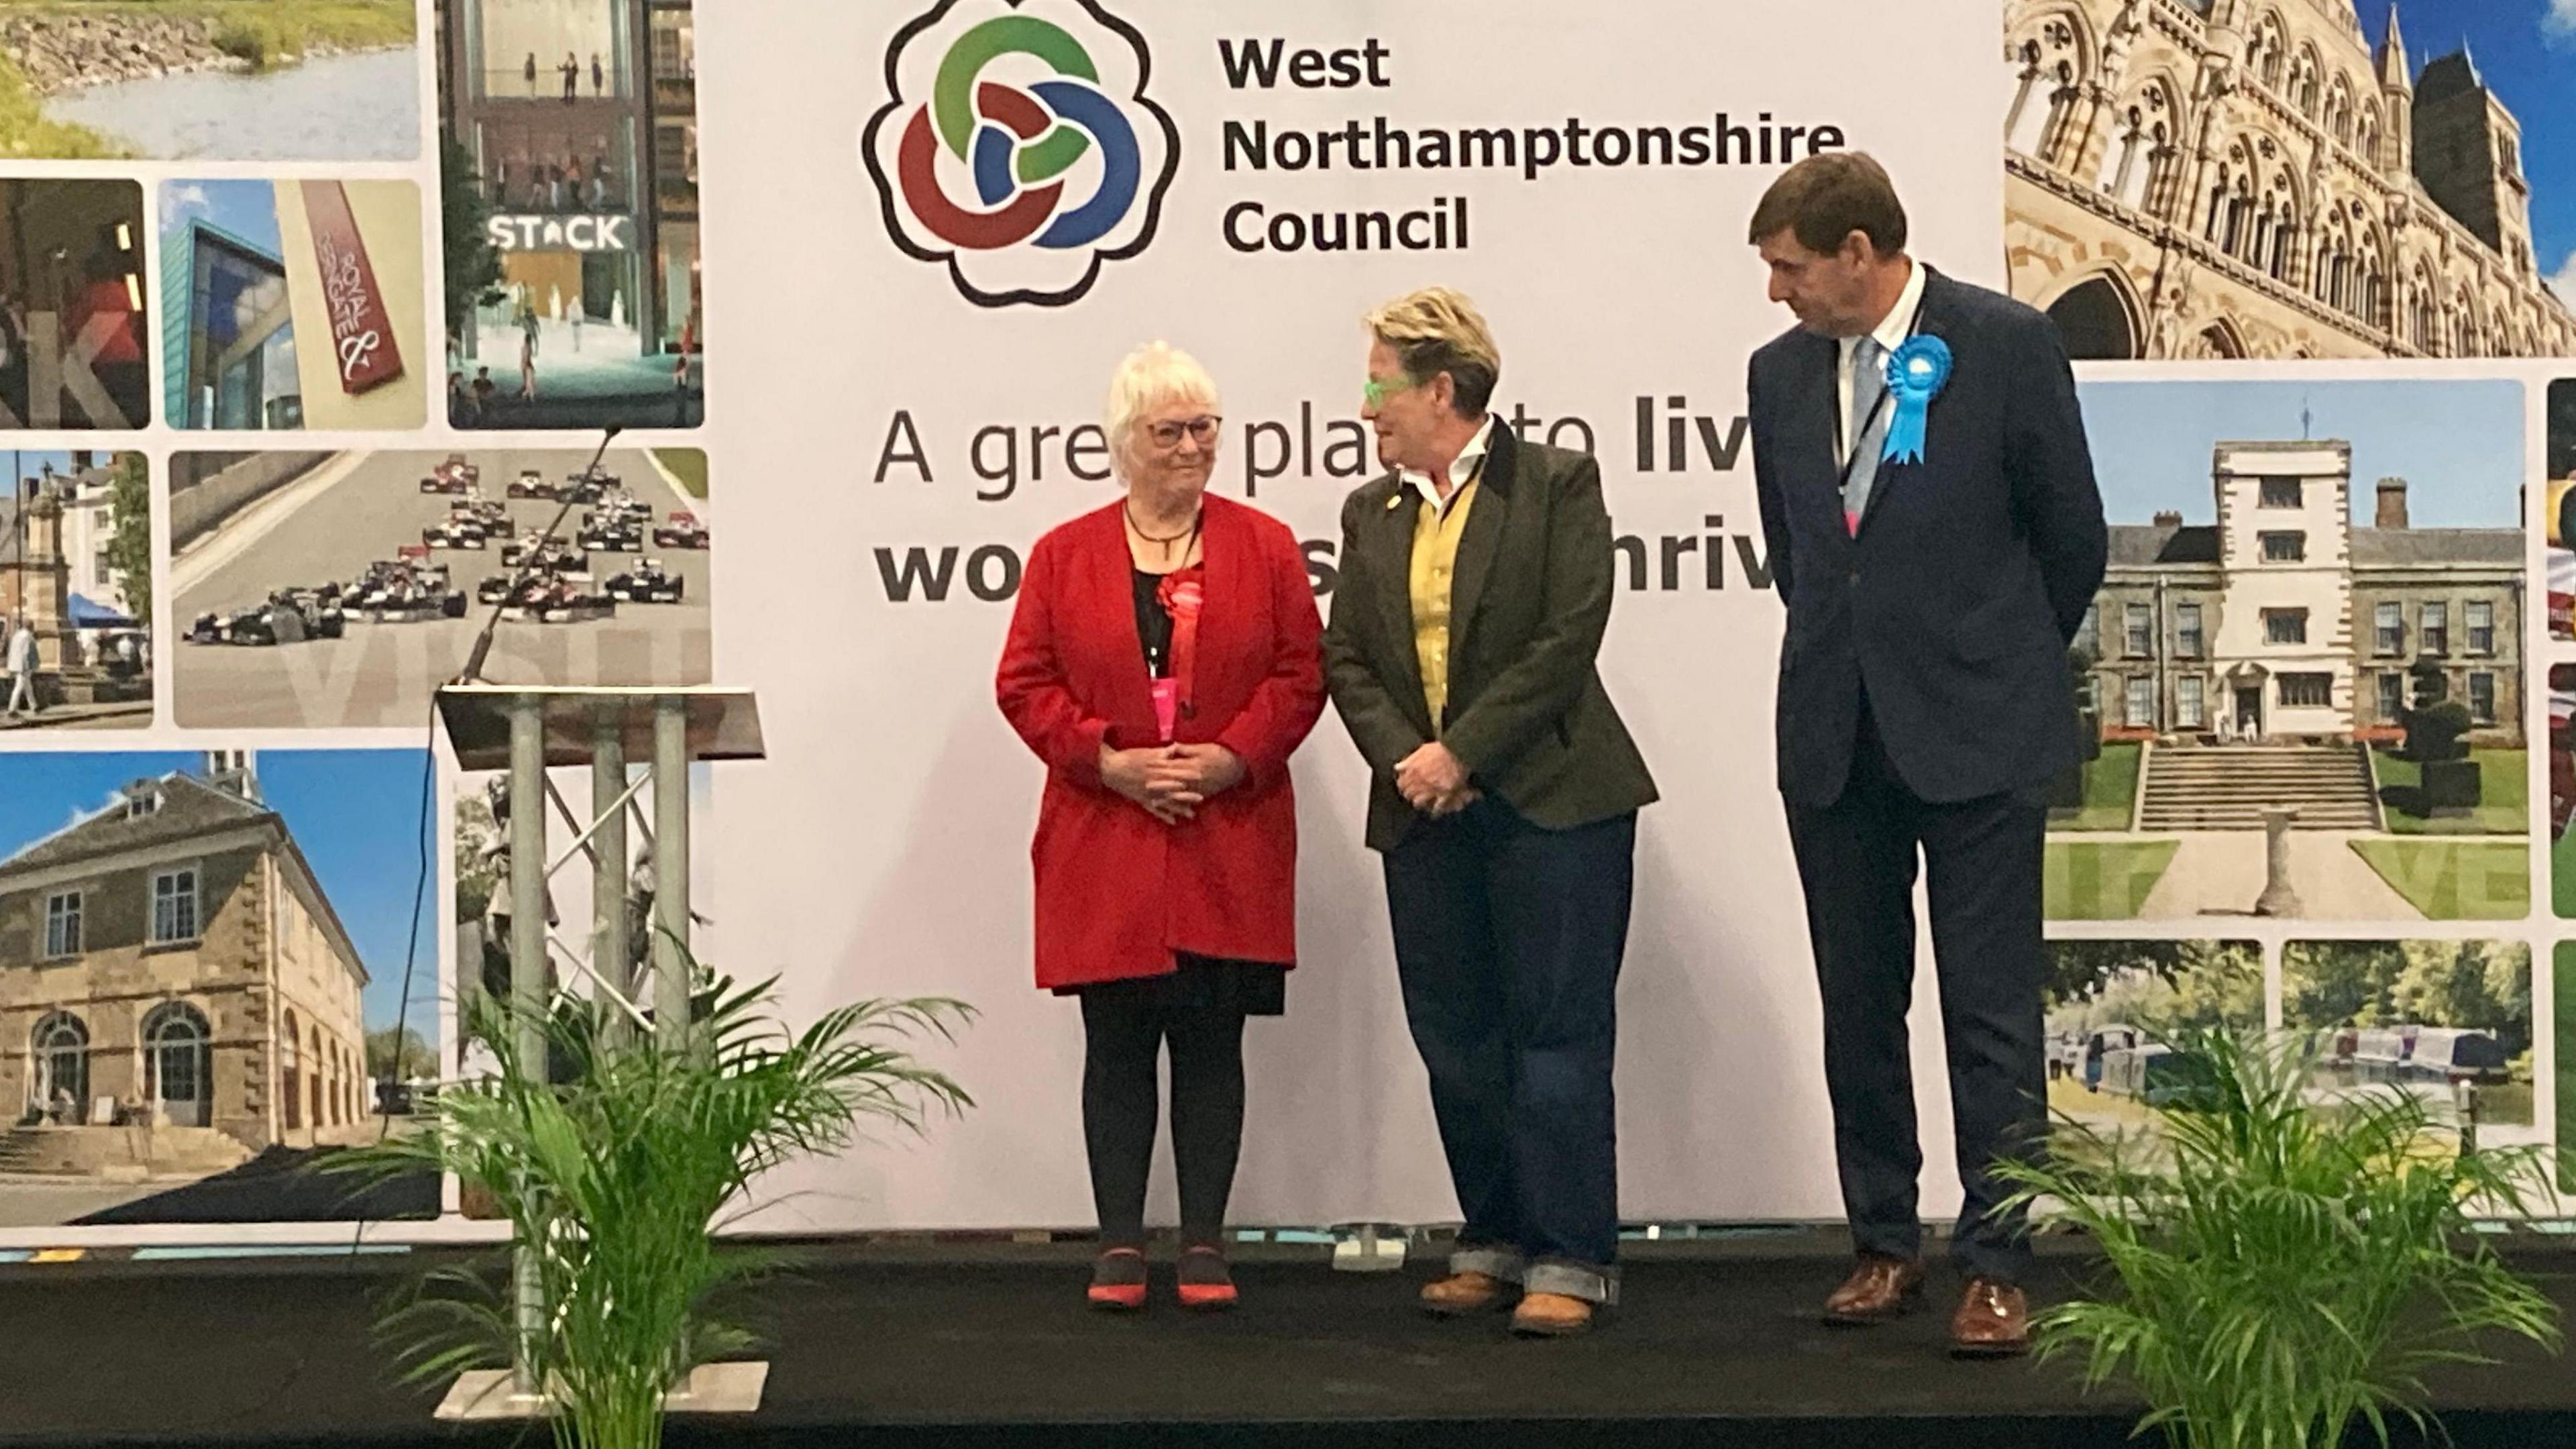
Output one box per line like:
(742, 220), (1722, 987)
(1401, 413), (1497, 517)
(1835, 257), (1925, 467)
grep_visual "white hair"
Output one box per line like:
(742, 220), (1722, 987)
(1105, 341), (1220, 478)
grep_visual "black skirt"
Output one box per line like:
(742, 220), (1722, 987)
(1060, 951), (1287, 1016)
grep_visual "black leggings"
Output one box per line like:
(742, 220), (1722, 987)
(1079, 986), (1248, 1248)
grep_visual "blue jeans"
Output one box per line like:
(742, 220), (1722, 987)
(1383, 798), (1635, 1304)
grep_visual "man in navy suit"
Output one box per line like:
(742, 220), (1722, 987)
(1744, 152), (2106, 1358)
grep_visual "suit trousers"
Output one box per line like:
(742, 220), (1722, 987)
(1383, 796), (1635, 1303)
(1784, 694), (2048, 1284)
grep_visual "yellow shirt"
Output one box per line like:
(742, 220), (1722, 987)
(1409, 478), (1479, 731)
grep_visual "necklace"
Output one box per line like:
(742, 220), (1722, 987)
(1123, 498), (1202, 561)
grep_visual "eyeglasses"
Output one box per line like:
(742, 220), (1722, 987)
(1146, 415), (1221, 448)
(1362, 374), (1417, 409)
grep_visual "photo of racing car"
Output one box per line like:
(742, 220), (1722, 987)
(604, 559), (686, 604)
(171, 448), (712, 727)
(418, 456), (473, 495)
(187, 588), (347, 646)
(349, 551), (470, 622)
(496, 534), (591, 576)
(496, 575), (616, 624)
(577, 507), (647, 553)
(651, 512), (709, 550)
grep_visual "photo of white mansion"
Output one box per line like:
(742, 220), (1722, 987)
(2082, 441), (2523, 751)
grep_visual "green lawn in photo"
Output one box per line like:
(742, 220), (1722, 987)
(653, 449), (708, 500)
(2473, 1080), (2534, 1130)
(2555, 826), (2576, 918)
(2044, 839), (2176, 919)
(0, 50), (117, 157)
(2347, 839), (2530, 920)
(1, 2), (413, 58)
(2371, 749), (2529, 835)
(2052, 742), (2139, 832)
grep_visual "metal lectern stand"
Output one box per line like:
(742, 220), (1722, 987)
(431, 685), (765, 1422)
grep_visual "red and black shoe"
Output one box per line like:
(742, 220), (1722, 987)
(1087, 1246), (1147, 1312)
(1175, 1244), (1238, 1312)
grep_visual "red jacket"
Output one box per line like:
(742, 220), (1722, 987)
(996, 494), (1326, 991)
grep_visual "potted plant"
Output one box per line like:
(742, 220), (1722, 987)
(1998, 1030), (2561, 1449)
(335, 970), (971, 1449)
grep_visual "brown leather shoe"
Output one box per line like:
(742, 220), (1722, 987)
(1419, 1269), (1515, 1317)
(1823, 1254), (1925, 1325)
(1509, 1291), (1595, 1338)
(1949, 1277), (2032, 1358)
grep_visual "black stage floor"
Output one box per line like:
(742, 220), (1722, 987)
(5, 1235), (2573, 1449)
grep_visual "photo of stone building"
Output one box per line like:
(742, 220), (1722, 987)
(2049, 379), (2527, 923)
(2004, 0), (2576, 359)
(2084, 446), (2522, 747)
(0, 754), (372, 1189)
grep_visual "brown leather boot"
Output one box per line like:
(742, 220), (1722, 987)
(1822, 1254), (1925, 1326)
(1509, 1291), (1595, 1338)
(1419, 1269), (1514, 1317)
(1949, 1277), (2032, 1358)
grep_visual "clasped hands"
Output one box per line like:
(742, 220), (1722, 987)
(1395, 741), (1477, 817)
(1099, 741), (1246, 824)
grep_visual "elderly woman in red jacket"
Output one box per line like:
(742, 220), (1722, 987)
(997, 341), (1326, 1313)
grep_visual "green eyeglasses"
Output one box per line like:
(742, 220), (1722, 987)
(1362, 374), (1418, 409)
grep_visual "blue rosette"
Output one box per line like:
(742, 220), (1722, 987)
(1880, 335), (1951, 466)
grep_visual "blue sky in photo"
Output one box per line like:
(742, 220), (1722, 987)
(0, 451), (85, 489)
(157, 179), (281, 257)
(2080, 378), (2522, 527)
(2369, 1), (2576, 287)
(0, 751), (437, 1033)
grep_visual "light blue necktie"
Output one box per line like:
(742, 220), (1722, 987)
(1841, 335), (1890, 533)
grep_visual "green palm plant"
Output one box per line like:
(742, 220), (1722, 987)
(1996, 1029), (2561, 1449)
(335, 972), (972, 1449)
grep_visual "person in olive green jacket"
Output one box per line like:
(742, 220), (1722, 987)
(1324, 286), (1658, 1340)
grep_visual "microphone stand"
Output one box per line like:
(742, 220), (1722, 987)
(449, 424), (621, 687)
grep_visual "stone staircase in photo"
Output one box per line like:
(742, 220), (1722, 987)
(0, 1125), (254, 1179)
(2135, 743), (2382, 832)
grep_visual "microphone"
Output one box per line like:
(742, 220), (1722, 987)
(449, 424), (623, 688)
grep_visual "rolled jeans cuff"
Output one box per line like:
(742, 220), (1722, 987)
(1448, 1245), (1525, 1282)
(1524, 1257), (1619, 1307)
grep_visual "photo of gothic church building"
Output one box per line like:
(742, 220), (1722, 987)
(2004, 0), (2576, 359)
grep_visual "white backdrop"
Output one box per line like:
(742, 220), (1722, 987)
(698, 0), (2009, 1230)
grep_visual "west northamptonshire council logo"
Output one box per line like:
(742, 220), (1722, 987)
(864, 1), (1177, 308)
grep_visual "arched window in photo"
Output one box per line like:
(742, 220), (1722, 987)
(144, 1001), (213, 1128)
(32, 1012), (90, 1121)
(280, 1009), (303, 1132)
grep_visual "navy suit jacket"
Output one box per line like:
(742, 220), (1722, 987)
(1748, 266), (2108, 808)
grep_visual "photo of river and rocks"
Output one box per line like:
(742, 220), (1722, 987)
(0, 2), (417, 161)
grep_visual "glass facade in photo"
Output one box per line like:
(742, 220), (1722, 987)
(441, 0), (702, 427)
(171, 223), (300, 430)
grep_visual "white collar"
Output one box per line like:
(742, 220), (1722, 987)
(1401, 413), (1497, 508)
(1841, 258), (1924, 362)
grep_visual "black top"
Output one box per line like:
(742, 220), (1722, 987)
(1133, 568), (1175, 678)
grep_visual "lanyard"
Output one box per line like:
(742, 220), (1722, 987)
(1833, 289), (1931, 469)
